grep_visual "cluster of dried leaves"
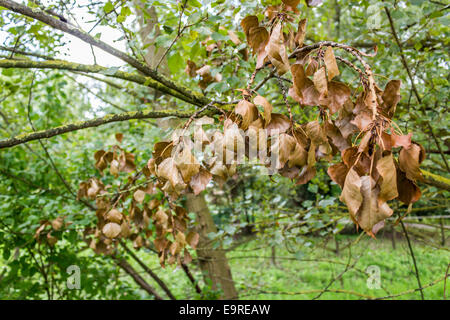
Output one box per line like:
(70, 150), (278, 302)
(235, 4), (425, 236)
(34, 217), (68, 247)
(74, 136), (200, 266)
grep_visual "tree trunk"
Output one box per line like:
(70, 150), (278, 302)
(185, 193), (238, 300)
(133, 0), (236, 299)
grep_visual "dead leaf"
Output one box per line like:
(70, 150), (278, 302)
(185, 60), (198, 77)
(342, 146), (371, 176)
(376, 153), (398, 204)
(106, 209), (123, 223)
(305, 121), (327, 145)
(186, 231), (200, 249)
(46, 233), (58, 246)
(358, 132), (372, 153)
(248, 26), (269, 53)
(241, 16), (259, 37)
(102, 222), (121, 238)
(175, 145), (200, 183)
(254, 95), (273, 125)
(357, 176), (393, 233)
(51, 217), (64, 231)
(282, 0), (301, 7)
(265, 113), (291, 136)
(133, 190), (146, 203)
(324, 46), (339, 81)
(324, 121), (350, 152)
(152, 141), (173, 164)
(339, 168), (363, 223)
(396, 169), (421, 204)
(296, 165), (316, 185)
(157, 157), (187, 193)
(291, 63), (307, 99)
(288, 142), (308, 167)
(313, 66), (328, 97)
(327, 162), (349, 188)
(120, 221), (132, 238)
(235, 100), (259, 130)
(399, 143), (423, 181)
(272, 133), (297, 169)
(267, 21), (290, 75)
(115, 133), (123, 143)
(382, 80), (401, 117)
(189, 168), (212, 195)
(320, 81), (350, 114)
(295, 19), (307, 47)
(391, 132), (412, 149)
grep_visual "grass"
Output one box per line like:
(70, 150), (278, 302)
(129, 234), (450, 300)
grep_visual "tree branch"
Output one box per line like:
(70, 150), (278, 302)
(0, 107), (224, 149)
(180, 262), (203, 295)
(399, 220), (425, 300)
(0, 45), (54, 60)
(119, 240), (177, 300)
(113, 256), (163, 300)
(420, 169), (450, 191)
(383, 5), (450, 173)
(0, 58), (201, 106)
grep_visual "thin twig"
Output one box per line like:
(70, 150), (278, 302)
(24, 72), (96, 210)
(399, 220), (425, 300)
(383, 5), (449, 172)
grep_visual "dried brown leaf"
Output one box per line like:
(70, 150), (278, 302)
(340, 168), (363, 223)
(313, 66), (328, 97)
(189, 168), (212, 195)
(399, 143), (423, 181)
(327, 162), (349, 188)
(254, 95), (273, 126)
(376, 153), (398, 204)
(102, 222), (121, 238)
(324, 46), (339, 81)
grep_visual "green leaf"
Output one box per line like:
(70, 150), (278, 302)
(168, 52), (184, 74)
(120, 6), (132, 17)
(103, 1), (114, 13)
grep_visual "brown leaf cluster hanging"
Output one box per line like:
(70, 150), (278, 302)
(76, 139), (200, 267)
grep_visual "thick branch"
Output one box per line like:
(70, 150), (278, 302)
(0, 58), (201, 106)
(420, 170), (450, 191)
(0, 107), (223, 149)
(0, 0), (207, 105)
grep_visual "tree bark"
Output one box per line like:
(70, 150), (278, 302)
(185, 193), (238, 300)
